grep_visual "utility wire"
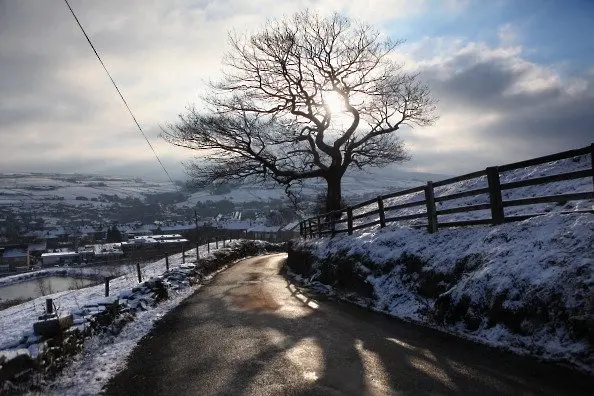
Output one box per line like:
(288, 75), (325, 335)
(63, 0), (177, 188)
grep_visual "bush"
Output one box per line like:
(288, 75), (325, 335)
(286, 245), (317, 277)
(316, 252), (374, 298)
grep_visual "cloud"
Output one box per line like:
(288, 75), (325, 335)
(400, 37), (594, 173)
(497, 23), (517, 46)
(0, 2), (592, 180)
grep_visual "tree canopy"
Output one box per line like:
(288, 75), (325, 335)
(162, 10), (437, 213)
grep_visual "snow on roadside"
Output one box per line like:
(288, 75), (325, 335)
(0, 250), (192, 349)
(295, 212), (594, 372)
(0, 240), (277, 394)
(46, 285), (198, 395)
(347, 154), (592, 229)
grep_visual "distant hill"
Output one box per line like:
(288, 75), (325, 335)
(0, 169), (449, 231)
(180, 166), (451, 206)
(0, 167), (450, 207)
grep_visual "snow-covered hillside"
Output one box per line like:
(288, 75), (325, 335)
(347, 154), (592, 229)
(0, 173), (174, 205)
(0, 168), (444, 207)
(178, 167), (446, 206)
(291, 153), (594, 372)
(0, 169), (443, 233)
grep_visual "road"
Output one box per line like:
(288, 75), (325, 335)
(105, 253), (594, 395)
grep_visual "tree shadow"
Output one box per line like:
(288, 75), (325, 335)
(105, 255), (594, 396)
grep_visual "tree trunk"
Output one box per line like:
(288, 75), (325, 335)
(325, 174), (343, 215)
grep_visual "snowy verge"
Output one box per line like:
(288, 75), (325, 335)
(289, 213), (594, 373)
(0, 240), (285, 395)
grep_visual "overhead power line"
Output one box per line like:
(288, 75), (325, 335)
(63, 0), (177, 188)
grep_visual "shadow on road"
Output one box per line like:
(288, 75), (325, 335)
(105, 254), (594, 395)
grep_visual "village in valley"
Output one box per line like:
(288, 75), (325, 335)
(0, 168), (434, 274)
(0, 173), (302, 274)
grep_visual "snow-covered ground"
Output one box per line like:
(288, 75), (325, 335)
(346, 154), (592, 228)
(0, 240), (277, 394)
(292, 153), (594, 372)
(293, 212), (594, 372)
(0, 174), (174, 203)
(0, 252), (191, 350)
(177, 167), (433, 207)
(0, 167), (437, 209)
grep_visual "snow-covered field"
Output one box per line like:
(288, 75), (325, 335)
(178, 168), (433, 206)
(0, 174), (174, 204)
(0, 167), (437, 209)
(345, 154), (593, 229)
(0, 240), (276, 394)
(0, 252), (190, 350)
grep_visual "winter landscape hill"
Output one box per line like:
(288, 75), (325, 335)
(0, 167), (448, 240)
(0, 149), (592, 393)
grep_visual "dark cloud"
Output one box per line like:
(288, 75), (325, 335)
(410, 44), (594, 173)
(0, 92), (104, 130)
(0, 154), (185, 181)
(0, 2), (592, 179)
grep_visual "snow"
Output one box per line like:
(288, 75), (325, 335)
(0, 255), (182, 349)
(47, 295), (190, 395)
(181, 187), (285, 206)
(293, 154), (594, 372)
(175, 167), (432, 207)
(0, 174), (175, 206)
(41, 252), (79, 258)
(346, 154), (592, 229)
(0, 240), (264, 394)
(296, 212), (594, 372)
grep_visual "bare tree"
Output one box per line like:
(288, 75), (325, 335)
(162, 10), (437, 214)
(36, 277), (52, 296)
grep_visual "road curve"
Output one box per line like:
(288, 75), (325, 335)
(105, 254), (593, 395)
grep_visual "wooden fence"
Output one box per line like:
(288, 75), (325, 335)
(300, 143), (594, 238)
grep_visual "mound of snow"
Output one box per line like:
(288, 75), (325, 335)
(295, 212), (594, 372)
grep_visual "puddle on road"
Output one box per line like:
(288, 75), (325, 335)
(246, 272), (262, 282)
(229, 285), (281, 312)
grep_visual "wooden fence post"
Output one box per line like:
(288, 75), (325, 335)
(425, 181), (438, 233)
(182, 246), (185, 264)
(590, 143), (594, 192)
(46, 298), (53, 315)
(215, 237), (219, 249)
(207, 239), (210, 253)
(165, 255), (169, 271)
(299, 221), (304, 237)
(347, 207), (353, 235)
(317, 216), (322, 238)
(104, 277), (110, 297)
(136, 262), (142, 283)
(486, 166), (504, 224)
(308, 219), (313, 239)
(331, 212), (336, 237)
(378, 197), (386, 228)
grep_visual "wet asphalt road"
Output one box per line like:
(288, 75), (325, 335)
(105, 254), (594, 395)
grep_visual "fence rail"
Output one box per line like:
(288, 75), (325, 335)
(300, 143), (594, 238)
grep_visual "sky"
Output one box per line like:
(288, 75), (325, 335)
(1, 0), (593, 181)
